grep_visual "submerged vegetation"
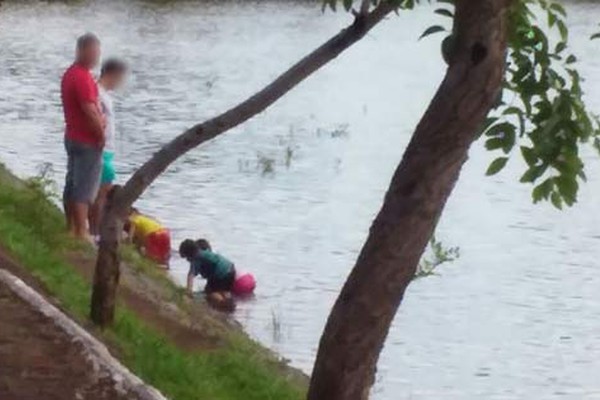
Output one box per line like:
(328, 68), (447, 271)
(237, 123), (349, 176)
(0, 163), (304, 400)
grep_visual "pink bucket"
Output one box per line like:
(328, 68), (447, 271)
(232, 273), (256, 296)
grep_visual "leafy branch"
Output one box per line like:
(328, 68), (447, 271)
(414, 235), (460, 279)
(322, 0), (437, 14)
(482, 0), (600, 209)
(418, 1), (600, 209)
(323, 0), (599, 210)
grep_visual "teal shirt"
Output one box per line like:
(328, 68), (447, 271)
(191, 249), (234, 280)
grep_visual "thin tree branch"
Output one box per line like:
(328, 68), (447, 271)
(360, 0), (371, 16)
(353, 0), (371, 17)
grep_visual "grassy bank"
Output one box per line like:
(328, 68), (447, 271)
(0, 163), (305, 400)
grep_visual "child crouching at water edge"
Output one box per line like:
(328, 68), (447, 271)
(125, 207), (171, 267)
(179, 239), (236, 305)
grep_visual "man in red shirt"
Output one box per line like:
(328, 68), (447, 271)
(61, 33), (105, 241)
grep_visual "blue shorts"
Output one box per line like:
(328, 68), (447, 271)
(63, 139), (102, 204)
(101, 151), (116, 185)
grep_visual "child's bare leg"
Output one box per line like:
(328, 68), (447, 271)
(90, 184), (112, 236)
(206, 291), (235, 312)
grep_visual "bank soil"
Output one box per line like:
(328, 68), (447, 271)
(0, 241), (225, 351)
(0, 241), (307, 390)
(0, 282), (142, 400)
(66, 249), (230, 350)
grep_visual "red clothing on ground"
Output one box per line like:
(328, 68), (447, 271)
(61, 63), (101, 146)
(145, 229), (171, 265)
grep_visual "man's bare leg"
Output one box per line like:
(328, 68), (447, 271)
(73, 202), (92, 242)
(64, 199), (76, 236)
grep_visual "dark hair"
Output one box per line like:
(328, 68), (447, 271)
(179, 239), (198, 260)
(101, 58), (127, 77)
(195, 239), (211, 251)
(77, 33), (100, 50)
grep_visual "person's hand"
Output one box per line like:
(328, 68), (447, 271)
(95, 127), (105, 149)
(101, 115), (107, 130)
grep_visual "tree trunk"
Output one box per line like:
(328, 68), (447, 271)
(90, 3), (396, 327)
(308, 1), (512, 399)
(90, 194), (123, 327)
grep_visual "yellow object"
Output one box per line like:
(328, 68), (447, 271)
(129, 214), (163, 242)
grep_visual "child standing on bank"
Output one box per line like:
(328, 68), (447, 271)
(90, 58), (128, 236)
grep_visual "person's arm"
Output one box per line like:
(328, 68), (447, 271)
(81, 102), (105, 147)
(75, 74), (105, 146)
(186, 271), (195, 296)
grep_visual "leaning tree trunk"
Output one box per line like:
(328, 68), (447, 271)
(90, 3), (396, 327)
(307, 0), (512, 399)
(90, 193), (122, 326)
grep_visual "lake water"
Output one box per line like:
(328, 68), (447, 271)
(1, 1), (600, 398)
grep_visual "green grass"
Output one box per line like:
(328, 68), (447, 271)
(0, 164), (304, 400)
(120, 244), (190, 306)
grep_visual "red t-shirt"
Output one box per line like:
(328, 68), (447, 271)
(61, 63), (101, 146)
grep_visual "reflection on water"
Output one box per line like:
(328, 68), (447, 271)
(1, 1), (600, 398)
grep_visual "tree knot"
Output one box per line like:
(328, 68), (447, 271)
(471, 42), (488, 66)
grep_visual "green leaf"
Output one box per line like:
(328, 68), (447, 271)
(556, 19), (568, 42)
(485, 137), (504, 151)
(434, 8), (453, 18)
(551, 191), (563, 209)
(484, 122), (515, 138)
(486, 157), (509, 176)
(592, 33), (600, 40)
(549, 2), (567, 18)
(520, 146), (537, 166)
(483, 122), (517, 154)
(322, 0), (336, 12)
(503, 107), (525, 135)
(555, 176), (578, 206)
(532, 178), (554, 203)
(547, 10), (557, 28)
(476, 117), (498, 139)
(520, 165), (547, 183)
(419, 25), (446, 40)
(502, 127), (516, 153)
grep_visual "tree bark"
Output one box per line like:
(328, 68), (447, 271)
(91, 194), (122, 327)
(307, 1), (513, 399)
(90, 2), (396, 327)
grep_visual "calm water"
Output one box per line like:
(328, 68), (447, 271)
(1, 1), (600, 398)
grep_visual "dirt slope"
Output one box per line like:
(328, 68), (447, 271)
(0, 282), (141, 400)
